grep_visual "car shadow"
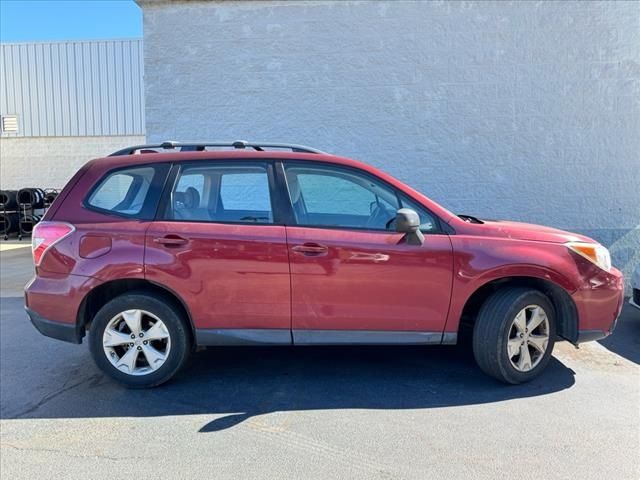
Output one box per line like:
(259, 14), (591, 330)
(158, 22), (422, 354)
(0, 297), (576, 432)
(191, 346), (575, 432)
(598, 303), (640, 365)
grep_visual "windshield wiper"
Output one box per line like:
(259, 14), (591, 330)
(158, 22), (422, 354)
(458, 214), (484, 224)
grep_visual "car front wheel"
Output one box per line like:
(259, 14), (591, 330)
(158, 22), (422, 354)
(472, 287), (556, 384)
(89, 292), (191, 388)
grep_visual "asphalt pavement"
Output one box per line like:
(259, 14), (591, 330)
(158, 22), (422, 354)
(1, 246), (638, 479)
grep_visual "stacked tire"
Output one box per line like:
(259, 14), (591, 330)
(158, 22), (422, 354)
(44, 189), (59, 206)
(0, 212), (19, 235)
(0, 190), (18, 210)
(1, 188), (58, 239)
(0, 191), (19, 237)
(19, 214), (42, 234)
(17, 188), (46, 208)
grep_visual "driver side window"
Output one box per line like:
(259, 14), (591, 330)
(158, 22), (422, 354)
(284, 164), (399, 230)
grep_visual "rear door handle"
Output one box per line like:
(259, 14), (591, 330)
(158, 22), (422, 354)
(292, 243), (329, 256)
(153, 235), (189, 247)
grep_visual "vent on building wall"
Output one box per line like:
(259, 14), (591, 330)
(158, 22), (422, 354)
(1, 115), (18, 133)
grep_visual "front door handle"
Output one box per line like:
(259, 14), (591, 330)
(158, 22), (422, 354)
(292, 243), (329, 256)
(153, 235), (189, 247)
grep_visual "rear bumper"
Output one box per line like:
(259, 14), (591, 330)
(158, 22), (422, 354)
(25, 307), (81, 344)
(24, 272), (100, 344)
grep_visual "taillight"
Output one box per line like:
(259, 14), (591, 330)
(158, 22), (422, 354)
(32, 221), (75, 266)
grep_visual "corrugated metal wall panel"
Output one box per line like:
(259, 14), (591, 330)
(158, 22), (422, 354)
(0, 39), (144, 137)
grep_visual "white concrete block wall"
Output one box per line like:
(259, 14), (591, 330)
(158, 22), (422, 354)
(140, 0), (639, 280)
(0, 136), (145, 190)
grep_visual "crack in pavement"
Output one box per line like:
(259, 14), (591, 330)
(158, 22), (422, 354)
(1, 443), (148, 462)
(8, 372), (102, 419)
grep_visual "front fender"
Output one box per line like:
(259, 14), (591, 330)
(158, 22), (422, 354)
(445, 236), (581, 333)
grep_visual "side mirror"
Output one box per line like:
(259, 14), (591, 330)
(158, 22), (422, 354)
(395, 208), (424, 245)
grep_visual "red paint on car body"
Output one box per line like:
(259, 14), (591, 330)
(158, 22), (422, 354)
(145, 221), (291, 330)
(286, 226), (454, 332)
(25, 150), (624, 347)
(79, 235), (112, 259)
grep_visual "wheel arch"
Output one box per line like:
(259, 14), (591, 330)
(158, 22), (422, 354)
(458, 276), (579, 344)
(76, 278), (196, 346)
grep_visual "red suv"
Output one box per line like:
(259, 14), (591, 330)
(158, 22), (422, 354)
(25, 141), (624, 387)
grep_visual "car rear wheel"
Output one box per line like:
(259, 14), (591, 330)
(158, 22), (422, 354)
(89, 292), (191, 388)
(472, 288), (556, 384)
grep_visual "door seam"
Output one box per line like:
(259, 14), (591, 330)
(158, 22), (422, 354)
(284, 225), (294, 344)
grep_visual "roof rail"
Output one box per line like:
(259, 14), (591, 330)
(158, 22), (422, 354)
(108, 140), (326, 156)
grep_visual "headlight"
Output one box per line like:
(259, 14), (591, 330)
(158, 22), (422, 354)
(566, 242), (612, 272)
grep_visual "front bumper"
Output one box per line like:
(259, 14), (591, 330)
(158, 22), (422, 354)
(25, 307), (82, 344)
(575, 328), (615, 343)
(572, 266), (624, 344)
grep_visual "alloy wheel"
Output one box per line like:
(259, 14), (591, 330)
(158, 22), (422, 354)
(102, 309), (171, 376)
(506, 305), (550, 372)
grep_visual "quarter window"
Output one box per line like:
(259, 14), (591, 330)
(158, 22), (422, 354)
(86, 166), (156, 216)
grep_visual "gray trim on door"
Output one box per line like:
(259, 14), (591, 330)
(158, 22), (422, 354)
(195, 329), (292, 346)
(292, 330), (448, 345)
(195, 328), (456, 346)
(441, 332), (458, 345)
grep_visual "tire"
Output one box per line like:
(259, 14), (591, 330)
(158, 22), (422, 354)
(472, 288), (556, 384)
(89, 291), (191, 388)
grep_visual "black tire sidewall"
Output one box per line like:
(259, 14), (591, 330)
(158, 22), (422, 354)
(89, 292), (190, 388)
(495, 291), (556, 384)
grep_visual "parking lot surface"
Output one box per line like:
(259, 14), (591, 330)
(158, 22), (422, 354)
(1, 246), (639, 479)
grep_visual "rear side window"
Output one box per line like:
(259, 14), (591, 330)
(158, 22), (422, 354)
(167, 162), (274, 223)
(86, 165), (168, 219)
(220, 173), (271, 212)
